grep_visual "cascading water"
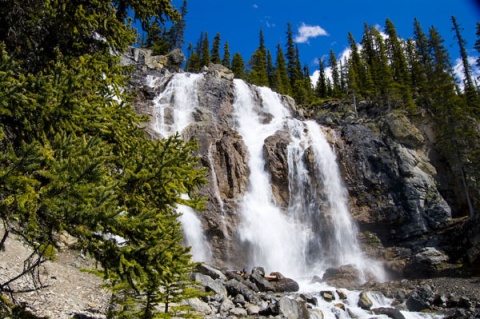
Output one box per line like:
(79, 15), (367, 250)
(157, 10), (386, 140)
(149, 73), (212, 263)
(143, 72), (445, 319)
(233, 79), (385, 280)
(149, 72), (384, 278)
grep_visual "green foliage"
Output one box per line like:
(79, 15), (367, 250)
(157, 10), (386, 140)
(0, 1), (207, 318)
(221, 41), (231, 68)
(211, 33), (221, 64)
(231, 52), (246, 79)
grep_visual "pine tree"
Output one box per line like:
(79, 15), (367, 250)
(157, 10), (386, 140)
(315, 58), (327, 98)
(329, 49), (341, 97)
(266, 50), (275, 88)
(384, 19), (415, 112)
(200, 32), (210, 67)
(347, 32), (365, 96)
(0, 1), (207, 318)
(451, 16), (478, 115)
(274, 44), (291, 95)
(248, 29), (269, 86)
(222, 41), (231, 68)
(428, 25), (476, 218)
(231, 52), (246, 79)
(211, 33), (221, 64)
(286, 23), (301, 86)
(412, 18), (434, 108)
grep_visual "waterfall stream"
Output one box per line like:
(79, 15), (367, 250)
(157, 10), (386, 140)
(149, 73), (212, 263)
(233, 80), (384, 280)
(149, 73), (384, 279)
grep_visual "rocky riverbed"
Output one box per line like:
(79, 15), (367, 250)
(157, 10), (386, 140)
(1, 235), (479, 319)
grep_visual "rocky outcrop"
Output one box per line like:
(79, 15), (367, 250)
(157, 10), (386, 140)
(125, 49), (480, 277)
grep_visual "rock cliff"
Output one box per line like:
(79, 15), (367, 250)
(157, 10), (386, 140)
(124, 47), (480, 278)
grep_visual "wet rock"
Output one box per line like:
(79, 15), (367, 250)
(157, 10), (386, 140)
(322, 264), (362, 288)
(250, 272), (276, 292)
(372, 307), (406, 319)
(272, 277), (300, 292)
(300, 293), (318, 306)
(358, 292), (373, 310)
(309, 309), (325, 319)
(320, 291), (335, 302)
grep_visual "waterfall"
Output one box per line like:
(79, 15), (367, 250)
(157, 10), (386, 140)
(233, 80), (384, 280)
(233, 80), (306, 276)
(152, 73), (202, 137)
(149, 73), (212, 262)
(148, 72), (384, 280)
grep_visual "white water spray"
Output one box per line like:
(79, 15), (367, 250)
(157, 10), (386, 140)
(233, 80), (385, 280)
(150, 73), (212, 262)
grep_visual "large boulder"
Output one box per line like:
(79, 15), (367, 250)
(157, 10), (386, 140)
(263, 130), (291, 208)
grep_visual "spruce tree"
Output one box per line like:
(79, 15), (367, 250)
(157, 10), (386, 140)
(451, 16), (478, 115)
(0, 1), (207, 318)
(286, 23), (300, 86)
(211, 33), (222, 64)
(315, 59), (327, 98)
(248, 29), (269, 86)
(274, 44), (291, 95)
(329, 49), (341, 97)
(384, 19), (415, 112)
(200, 32), (210, 67)
(231, 52), (246, 79)
(222, 41), (231, 68)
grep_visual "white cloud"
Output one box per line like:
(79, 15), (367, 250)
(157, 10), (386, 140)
(310, 47), (354, 87)
(294, 23), (328, 44)
(453, 56), (480, 91)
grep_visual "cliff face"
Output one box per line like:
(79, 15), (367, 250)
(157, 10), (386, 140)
(125, 47), (479, 278)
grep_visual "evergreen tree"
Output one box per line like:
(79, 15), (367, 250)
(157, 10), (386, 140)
(329, 49), (341, 97)
(248, 29), (269, 86)
(315, 58), (327, 98)
(286, 23), (301, 86)
(266, 50), (275, 88)
(303, 64), (314, 104)
(451, 16), (478, 115)
(169, 0), (188, 50)
(384, 19), (415, 112)
(231, 52), (246, 79)
(476, 23), (480, 69)
(211, 33), (221, 64)
(347, 32), (365, 95)
(412, 18), (434, 108)
(0, 1), (206, 318)
(200, 32), (210, 67)
(428, 25), (477, 217)
(222, 41), (231, 68)
(274, 44), (291, 95)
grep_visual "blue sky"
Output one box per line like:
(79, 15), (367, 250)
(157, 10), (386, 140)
(168, 0), (479, 78)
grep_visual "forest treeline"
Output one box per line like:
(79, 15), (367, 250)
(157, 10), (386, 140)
(148, 5), (480, 218)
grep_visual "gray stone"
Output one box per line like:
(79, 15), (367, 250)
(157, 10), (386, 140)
(229, 307), (248, 317)
(278, 297), (309, 319)
(186, 298), (213, 315)
(196, 264), (227, 281)
(372, 307), (406, 319)
(219, 298), (235, 313)
(192, 273), (227, 298)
